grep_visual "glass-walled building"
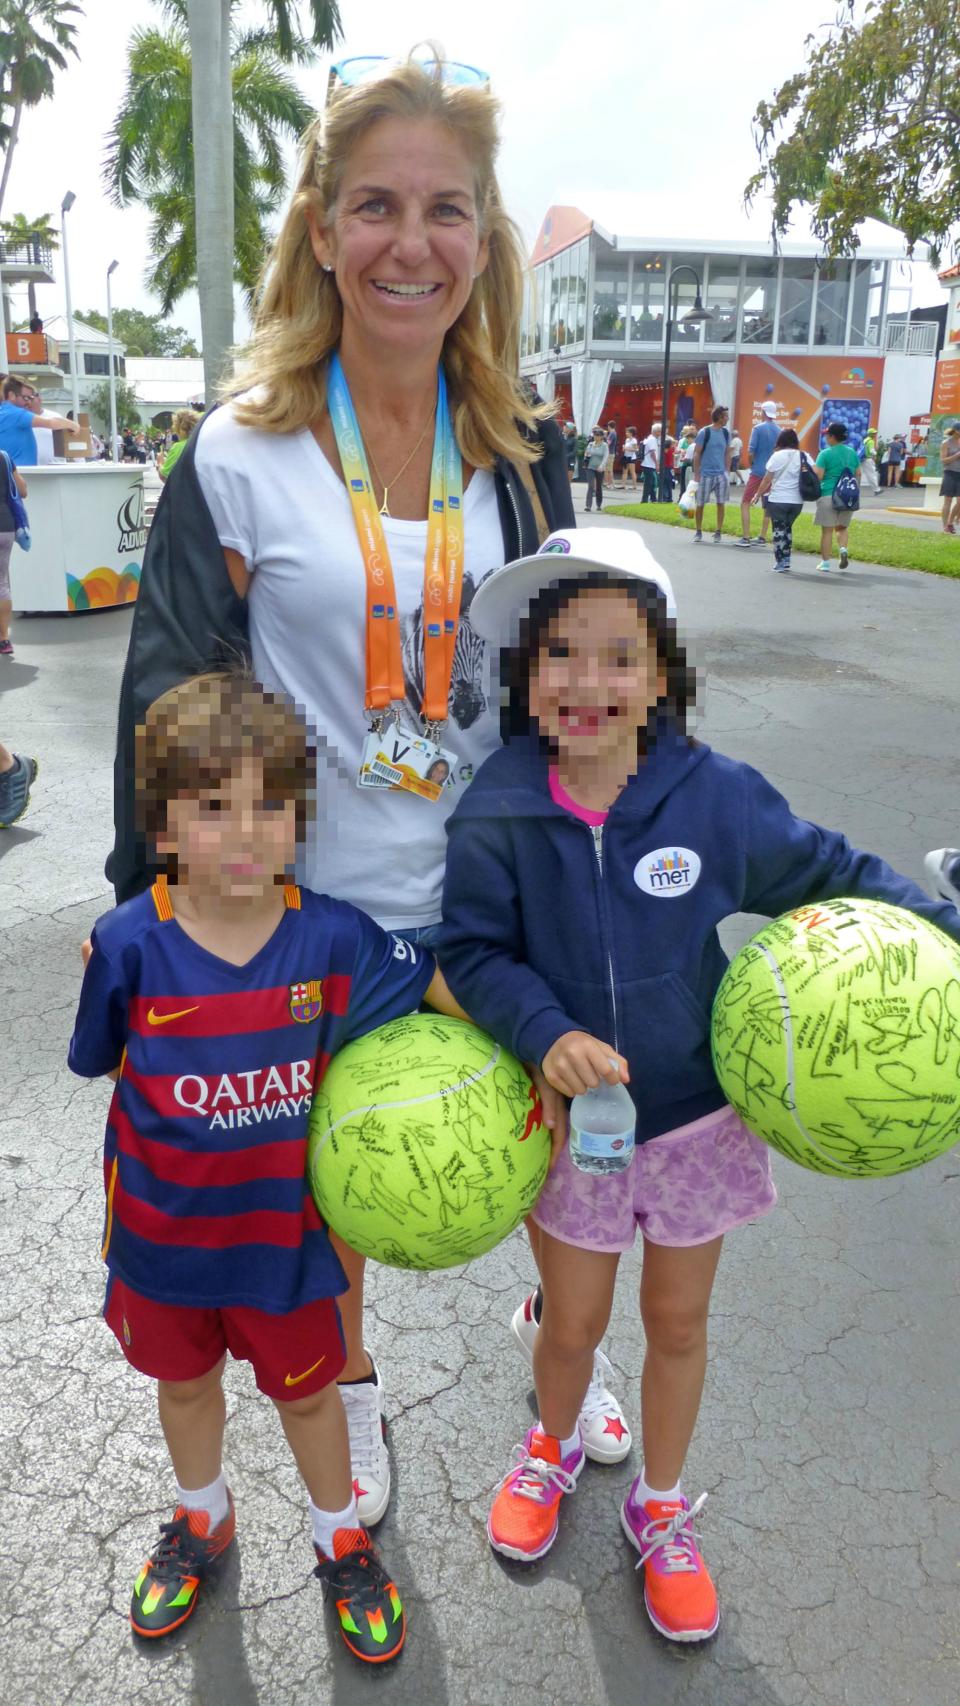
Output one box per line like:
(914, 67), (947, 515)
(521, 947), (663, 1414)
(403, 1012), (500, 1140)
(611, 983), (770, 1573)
(521, 207), (940, 449)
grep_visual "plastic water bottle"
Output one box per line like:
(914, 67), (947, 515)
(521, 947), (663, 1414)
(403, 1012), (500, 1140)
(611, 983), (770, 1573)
(569, 1072), (636, 1176)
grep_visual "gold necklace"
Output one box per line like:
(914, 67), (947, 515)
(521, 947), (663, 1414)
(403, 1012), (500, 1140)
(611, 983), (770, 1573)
(360, 411), (435, 517)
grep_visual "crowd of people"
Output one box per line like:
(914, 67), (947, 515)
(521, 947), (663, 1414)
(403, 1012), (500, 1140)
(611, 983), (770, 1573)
(564, 398), (960, 562)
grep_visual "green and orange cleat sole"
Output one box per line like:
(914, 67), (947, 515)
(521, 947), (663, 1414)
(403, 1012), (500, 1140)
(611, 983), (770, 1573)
(314, 1526), (405, 1664)
(130, 1494), (236, 1639)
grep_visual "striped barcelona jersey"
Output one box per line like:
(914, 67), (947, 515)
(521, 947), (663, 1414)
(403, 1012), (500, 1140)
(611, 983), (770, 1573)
(68, 882), (432, 1313)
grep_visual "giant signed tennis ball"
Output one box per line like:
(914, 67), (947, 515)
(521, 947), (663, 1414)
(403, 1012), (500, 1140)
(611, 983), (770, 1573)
(307, 1015), (549, 1269)
(711, 898), (960, 1178)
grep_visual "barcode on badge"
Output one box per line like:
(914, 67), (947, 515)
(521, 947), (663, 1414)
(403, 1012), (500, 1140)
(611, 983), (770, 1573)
(370, 759), (404, 784)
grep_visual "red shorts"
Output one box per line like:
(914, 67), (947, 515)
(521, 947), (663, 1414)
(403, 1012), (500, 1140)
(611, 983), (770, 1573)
(743, 472), (765, 504)
(104, 1275), (345, 1401)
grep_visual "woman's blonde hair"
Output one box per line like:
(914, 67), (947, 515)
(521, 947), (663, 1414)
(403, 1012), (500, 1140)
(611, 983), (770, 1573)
(226, 52), (549, 468)
(172, 408), (200, 439)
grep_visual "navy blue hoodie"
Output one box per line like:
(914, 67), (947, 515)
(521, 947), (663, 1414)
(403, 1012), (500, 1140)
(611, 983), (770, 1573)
(438, 735), (960, 1143)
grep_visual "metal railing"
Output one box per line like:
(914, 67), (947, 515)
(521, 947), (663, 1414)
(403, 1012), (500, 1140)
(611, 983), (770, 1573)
(0, 239), (55, 274)
(884, 320), (938, 355)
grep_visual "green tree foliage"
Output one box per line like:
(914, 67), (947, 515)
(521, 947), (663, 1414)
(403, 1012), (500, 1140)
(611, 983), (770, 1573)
(87, 377), (141, 431)
(104, 1), (316, 314)
(746, 0), (960, 260)
(1, 210), (59, 250)
(0, 1), (82, 217)
(75, 306), (199, 357)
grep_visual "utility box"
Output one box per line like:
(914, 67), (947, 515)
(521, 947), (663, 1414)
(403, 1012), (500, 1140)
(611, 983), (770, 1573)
(53, 411), (93, 461)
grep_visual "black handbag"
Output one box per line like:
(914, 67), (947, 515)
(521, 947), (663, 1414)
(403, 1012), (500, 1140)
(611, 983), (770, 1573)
(798, 451), (821, 502)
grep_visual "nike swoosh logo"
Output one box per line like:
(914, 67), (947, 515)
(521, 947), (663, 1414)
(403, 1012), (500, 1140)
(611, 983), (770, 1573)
(283, 1355), (327, 1387)
(147, 1005), (200, 1026)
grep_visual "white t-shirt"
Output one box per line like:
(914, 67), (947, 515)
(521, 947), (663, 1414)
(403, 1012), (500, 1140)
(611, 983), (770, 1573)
(623, 434), (639, 461)
(195, 402), (504, 929)
(642, 434), (660, 468)
(764, 448), (803, 504)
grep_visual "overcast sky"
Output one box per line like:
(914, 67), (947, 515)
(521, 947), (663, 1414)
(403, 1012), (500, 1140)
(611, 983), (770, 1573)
(4, 0), (946, 345)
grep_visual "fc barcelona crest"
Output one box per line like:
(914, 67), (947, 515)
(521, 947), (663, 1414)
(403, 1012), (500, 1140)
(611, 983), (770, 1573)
(289, 980), (324, 1023)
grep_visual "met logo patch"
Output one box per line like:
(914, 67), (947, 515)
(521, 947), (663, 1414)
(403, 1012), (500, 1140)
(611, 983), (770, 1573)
(634, 847), (701, 898)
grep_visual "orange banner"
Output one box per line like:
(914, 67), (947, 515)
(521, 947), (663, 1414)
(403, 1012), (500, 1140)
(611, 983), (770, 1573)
(735, 354), (884, 456)
(931, 358), (960, 416)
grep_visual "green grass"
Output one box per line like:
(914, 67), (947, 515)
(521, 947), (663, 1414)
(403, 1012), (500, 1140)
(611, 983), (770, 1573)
(604, 502), (960, 579)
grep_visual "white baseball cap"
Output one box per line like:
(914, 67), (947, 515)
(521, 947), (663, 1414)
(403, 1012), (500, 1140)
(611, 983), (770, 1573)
(761, 401), (778, 418)
(468, 527), (677, 644)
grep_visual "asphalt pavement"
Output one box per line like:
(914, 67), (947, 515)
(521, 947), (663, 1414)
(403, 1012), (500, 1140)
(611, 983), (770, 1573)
(1, 504), (959, 1706)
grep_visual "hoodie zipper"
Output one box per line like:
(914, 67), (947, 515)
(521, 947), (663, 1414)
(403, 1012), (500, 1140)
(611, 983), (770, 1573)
(590, 822), (621, 1053)
(502, 466), (524, 557)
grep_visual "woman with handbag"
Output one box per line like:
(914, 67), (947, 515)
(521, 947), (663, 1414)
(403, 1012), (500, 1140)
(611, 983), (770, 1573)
(753, 428), (812, 574)
(0, 449), (28, 656)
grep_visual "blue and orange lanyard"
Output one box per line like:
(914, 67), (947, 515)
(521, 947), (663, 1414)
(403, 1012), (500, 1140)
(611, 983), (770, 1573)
(327, 352), (464, 730)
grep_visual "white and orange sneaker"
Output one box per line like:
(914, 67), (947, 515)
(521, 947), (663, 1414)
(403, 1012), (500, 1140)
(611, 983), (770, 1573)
(510, 1292), (632, 1463)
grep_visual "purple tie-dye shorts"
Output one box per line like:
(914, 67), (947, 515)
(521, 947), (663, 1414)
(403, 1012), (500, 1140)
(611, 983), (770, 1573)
(531, 1104), (777, 1251)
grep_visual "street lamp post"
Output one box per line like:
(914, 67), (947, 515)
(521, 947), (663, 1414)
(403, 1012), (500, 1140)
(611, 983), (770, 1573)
(106, 260), (119, 461)
(659, 265), (710, 498)
(60, 191), (80, 423)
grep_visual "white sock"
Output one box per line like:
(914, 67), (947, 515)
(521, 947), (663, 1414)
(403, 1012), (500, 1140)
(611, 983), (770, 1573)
(310, 1494), (359, 1557)
(537, 1421), (581, 1459)
(636, 1466), (683, 1504)
(176, 1471), (229, 1529)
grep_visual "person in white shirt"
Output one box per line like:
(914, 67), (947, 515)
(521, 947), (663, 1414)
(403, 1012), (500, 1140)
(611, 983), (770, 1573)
(753, 427), (805, 572)
(621, 424), (639, 492)
(728, 430), (743, 485)
(641, 422), (661, 502)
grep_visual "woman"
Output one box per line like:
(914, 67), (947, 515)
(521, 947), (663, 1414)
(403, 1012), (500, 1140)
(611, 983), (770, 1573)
(812, 420), (860, 573)
(108, 52), (581, 1528)
(754, 427), (803, 573)
(0, 451), (27, 656)
(159, 409), (201, 482)
(621, 424), (639, 493)
(583, 427), (608, 511)
(677, 424), (697, 496)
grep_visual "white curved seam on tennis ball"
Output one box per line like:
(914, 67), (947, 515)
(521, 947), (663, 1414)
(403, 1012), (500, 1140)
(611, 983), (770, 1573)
(755, 941), (845, 1173)
(312, 1043), (503, 1147)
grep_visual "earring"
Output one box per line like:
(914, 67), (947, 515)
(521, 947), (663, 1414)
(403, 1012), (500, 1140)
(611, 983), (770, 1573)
(321, 263), (334, 273)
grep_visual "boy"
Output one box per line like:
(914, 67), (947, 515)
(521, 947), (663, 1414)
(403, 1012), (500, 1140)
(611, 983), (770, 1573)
(69, 673), (462, 1664)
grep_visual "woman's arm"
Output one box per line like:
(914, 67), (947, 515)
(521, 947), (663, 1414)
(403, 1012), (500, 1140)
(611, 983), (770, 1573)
(108, 426), (251, 901)
(14, 469), (27, 497)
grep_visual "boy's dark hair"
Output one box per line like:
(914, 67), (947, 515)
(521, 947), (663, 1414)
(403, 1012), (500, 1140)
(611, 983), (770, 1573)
(500, 573), (697, 754)
(711, 404), (728, 422)
(136, 672), (315, 880)
(776, 428), (799, 449)
(826, 420), (847, 441)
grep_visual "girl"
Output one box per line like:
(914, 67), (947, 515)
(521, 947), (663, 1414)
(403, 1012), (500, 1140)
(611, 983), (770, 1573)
(754, 426), (804, 572)
(438, 528), (960, 1644)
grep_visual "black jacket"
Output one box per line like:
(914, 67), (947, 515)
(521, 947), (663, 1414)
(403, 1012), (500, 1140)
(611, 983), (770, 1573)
(108, 410), (574, 902)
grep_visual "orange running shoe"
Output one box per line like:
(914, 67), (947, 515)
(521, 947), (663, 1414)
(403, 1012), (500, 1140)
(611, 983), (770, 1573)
(130, 1494), (236, 1637)
(620, 1486), (719, 1642)
(487, 1427), (584, 1561)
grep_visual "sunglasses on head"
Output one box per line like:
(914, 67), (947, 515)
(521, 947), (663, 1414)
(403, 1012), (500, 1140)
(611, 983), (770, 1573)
(326, 52), (489, 106)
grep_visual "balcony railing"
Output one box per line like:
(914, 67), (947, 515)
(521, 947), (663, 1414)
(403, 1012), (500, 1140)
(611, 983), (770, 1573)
(884, 320), (938, 355)
(0, 239), (55, 275)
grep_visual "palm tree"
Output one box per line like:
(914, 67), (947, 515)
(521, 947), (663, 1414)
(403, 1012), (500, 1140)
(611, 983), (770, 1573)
(0, 209), (59, 320)
(104, 8), (315, 346)
(184, 0), (341, 394)
(0, 1), (83, 218)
